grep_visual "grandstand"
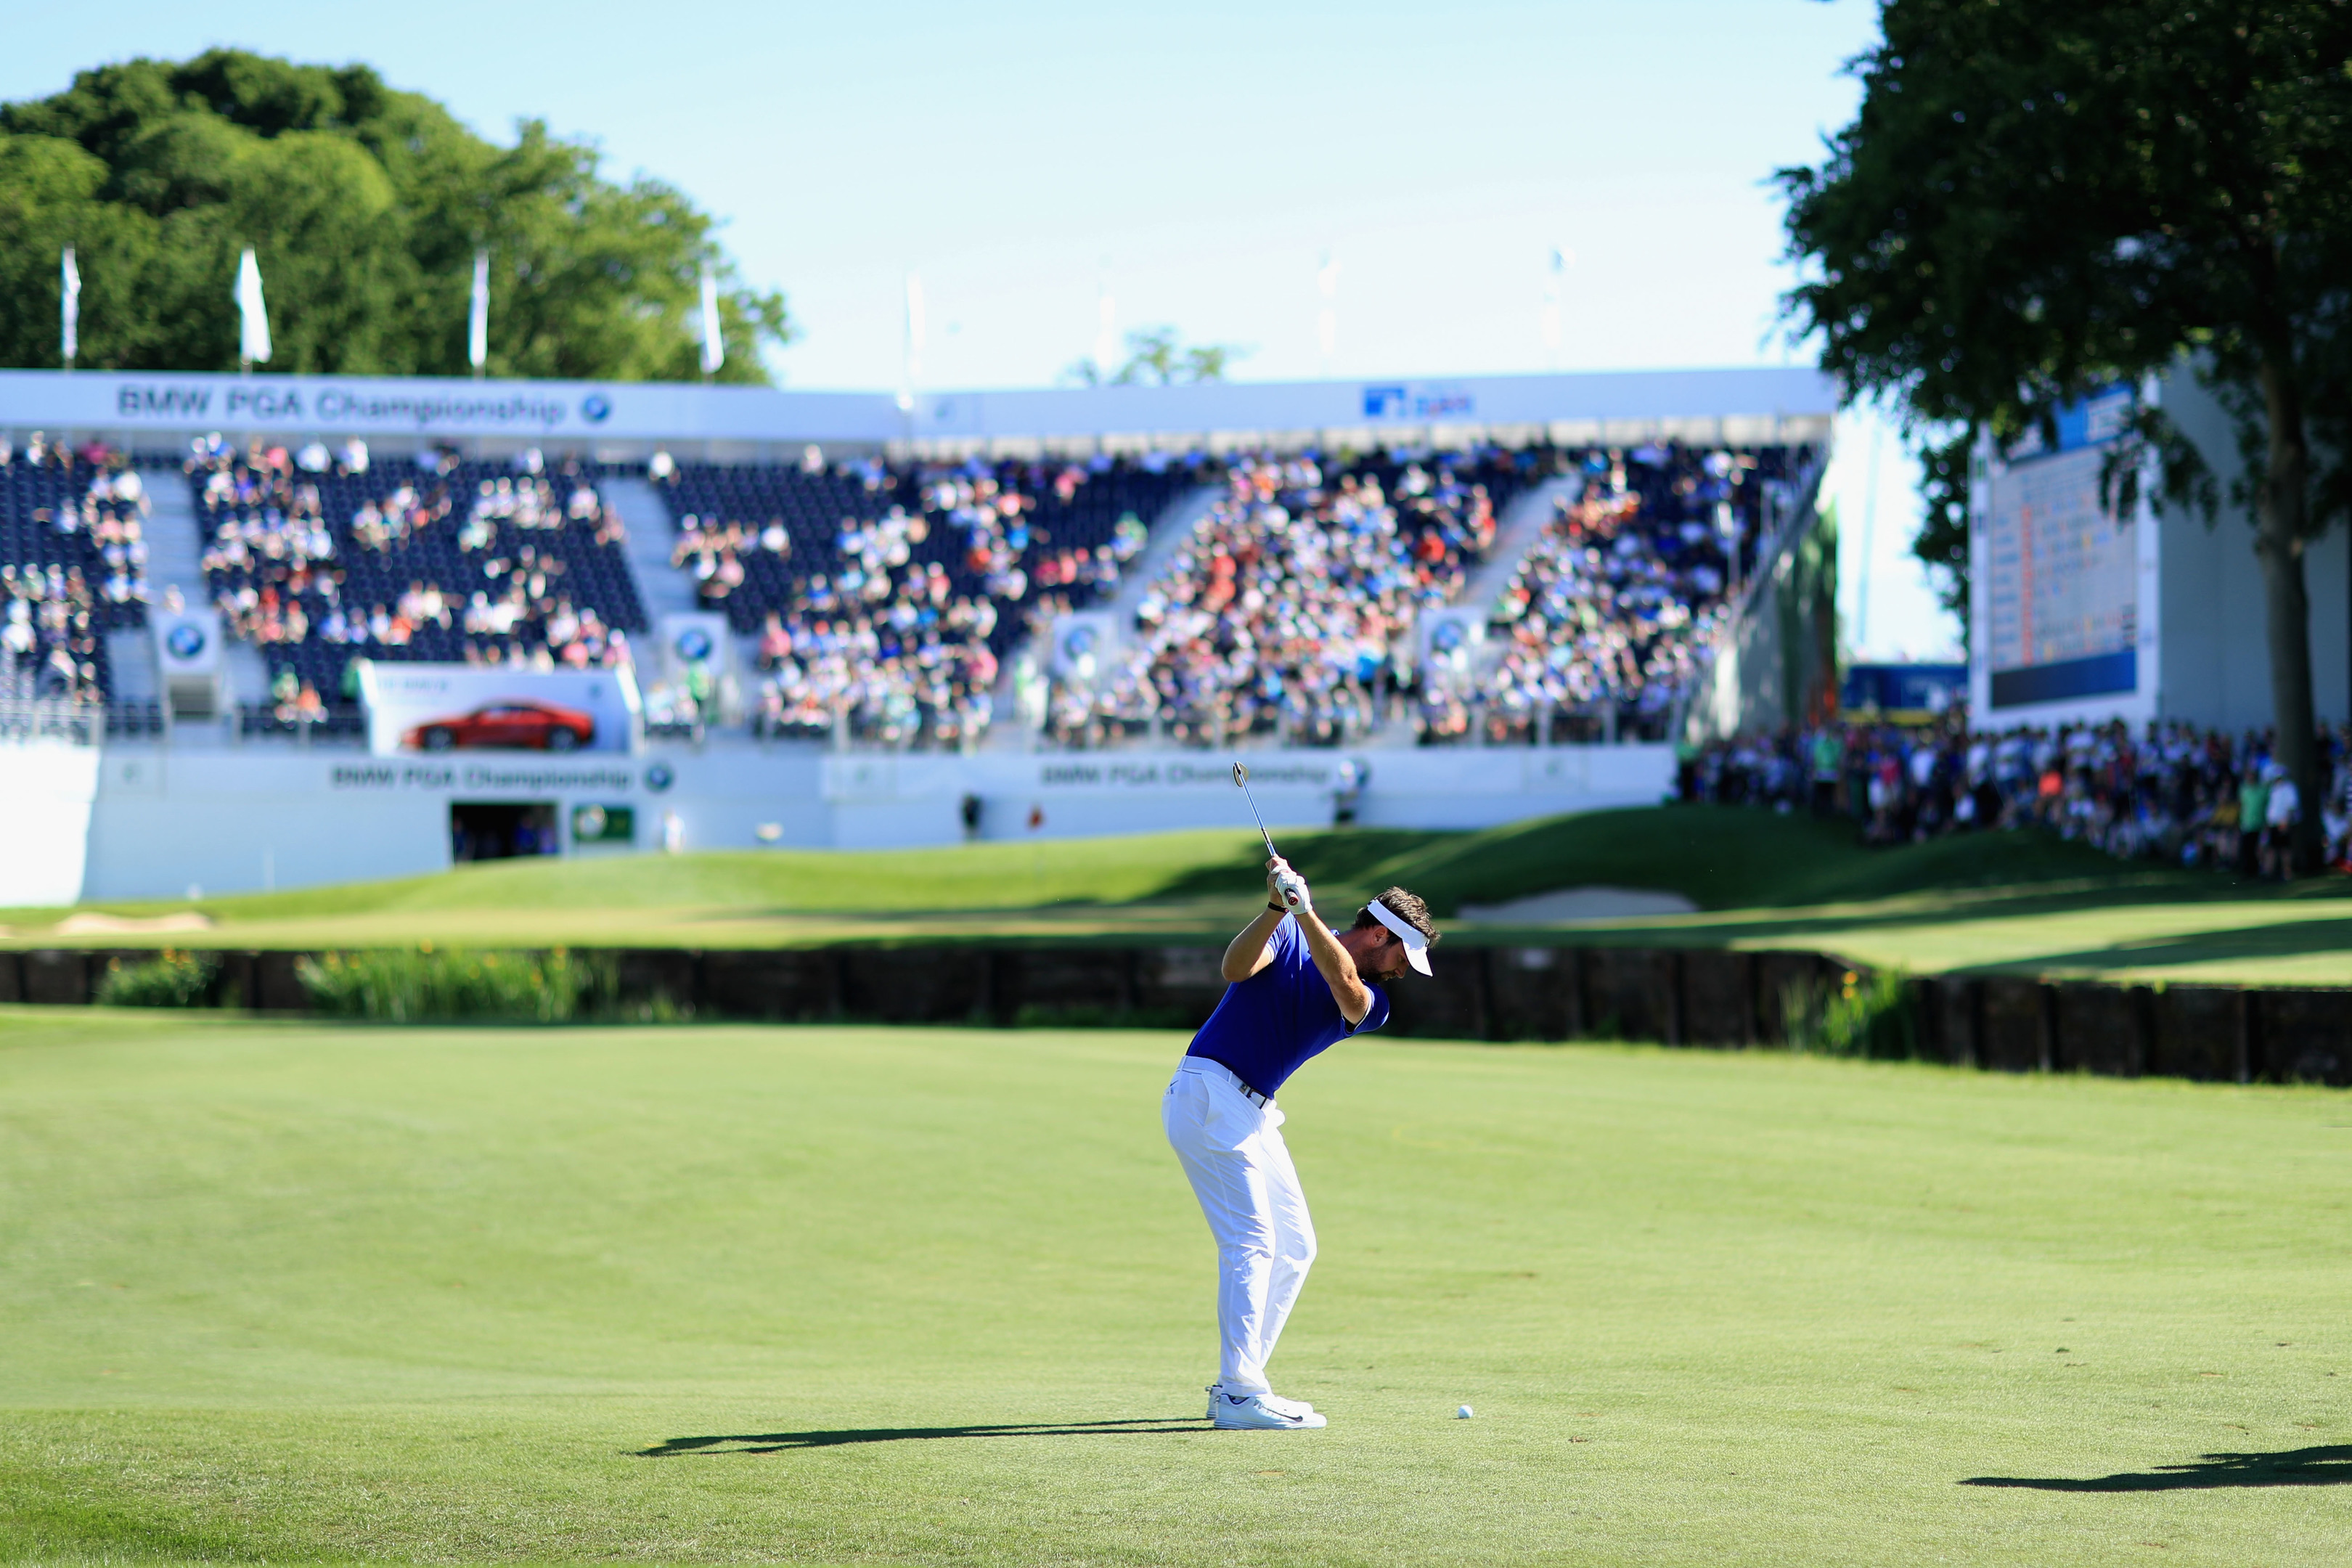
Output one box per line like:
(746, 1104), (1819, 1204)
(650, 449), (1192, 744)
(187, 439), (645, 735)
(0, 364), (1836, 900)
(0, 436), (152, 712)
(1460, 441), (1813, 745)
(1042, 449), (1530, 748)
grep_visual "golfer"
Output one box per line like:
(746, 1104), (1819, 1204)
(1164, 855), (1439, 1430)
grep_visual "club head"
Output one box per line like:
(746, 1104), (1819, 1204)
(1232, 763), (1249, 788)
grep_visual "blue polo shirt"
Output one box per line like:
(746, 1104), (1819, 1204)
(1185, 915), (1391, 1098)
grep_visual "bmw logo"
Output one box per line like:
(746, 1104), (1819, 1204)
(165, 624), (206, 660)
(645, 761), (675, 793)
(1432, 621), (1463, 653)
(675, 627), (714, 661)
(581, 393), (613, 424)
(1061, 624), (1098, 659)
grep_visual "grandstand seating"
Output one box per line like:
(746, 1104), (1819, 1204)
(1438, 441), (1813, 745)
(653, 452), (1193, 743)
(188, 441), (645, 731)
(1044, 448), (1538, 748)
(0, 439), (151, 705)
(87, 433), (1817, 752)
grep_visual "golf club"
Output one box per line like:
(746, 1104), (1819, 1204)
(1235, 763), (1304, 909)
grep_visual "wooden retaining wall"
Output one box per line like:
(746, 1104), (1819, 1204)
(5, 944), (2345, 1087)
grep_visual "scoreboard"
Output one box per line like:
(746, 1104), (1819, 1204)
(1974, 389), (2153, 714)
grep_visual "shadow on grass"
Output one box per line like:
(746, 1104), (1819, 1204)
(1966, 1445), (2352, 1490)
(1957, 917), (2352, 976)
(639, 1417), (1202, 1454)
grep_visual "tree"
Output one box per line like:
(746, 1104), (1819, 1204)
(1063, 325), (1246, 387)
(1779, 0), (2352, 871)
(1909, 427), (1972, 629)
(0, 51), (792, 381)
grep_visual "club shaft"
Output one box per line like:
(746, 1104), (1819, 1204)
(1241, 786), (1278, 859)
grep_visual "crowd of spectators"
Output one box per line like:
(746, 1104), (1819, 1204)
(0, 434), (151, 706)
(1686, 717), (2352, 878)
(654, 449), (1182, 745)
(1045, 449), (1527, 748)
(1421, 444), (1800, 746)
(191, 438), (643, 727)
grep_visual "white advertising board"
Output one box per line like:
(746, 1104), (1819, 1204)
(355, 661), (642, 758)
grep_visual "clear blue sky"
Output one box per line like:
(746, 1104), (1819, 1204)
(1, 0), (1958, 658)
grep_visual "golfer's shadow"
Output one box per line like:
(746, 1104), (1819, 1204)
(639, 1417), (1201, 1455)
(1967, 1444), (2352, 1490)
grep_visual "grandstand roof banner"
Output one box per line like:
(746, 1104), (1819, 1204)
(0, 365), (1837, 449)
(0, 369), (887, 444)
(355, 661), (643, 758)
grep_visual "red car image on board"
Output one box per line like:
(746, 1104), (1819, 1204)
(402, 701), (595, 753)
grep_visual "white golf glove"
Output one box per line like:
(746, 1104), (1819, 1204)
(1275, 870), (1312, 912)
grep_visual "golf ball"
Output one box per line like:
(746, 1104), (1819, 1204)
(1457, 1404), (1474, 1419)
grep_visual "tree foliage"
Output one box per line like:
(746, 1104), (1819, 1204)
(0, 51), (792, 380)
(1064, 326), (1246, 387)
(1779, 0), (2352, 869)
(1910, 425), (1972, 626)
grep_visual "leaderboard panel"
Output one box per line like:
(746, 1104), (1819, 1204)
(1975, 388), (2154, 718)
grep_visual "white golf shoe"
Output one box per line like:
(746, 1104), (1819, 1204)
(1209, 1387), (1326, 1429)
(1206, 1383), (1318, 1420)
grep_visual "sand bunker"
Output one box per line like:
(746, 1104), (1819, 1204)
(52, 911), (216, 936)
(1454, 886), (1699, 923)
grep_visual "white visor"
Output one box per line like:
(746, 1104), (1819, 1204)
(1365, 899), (1433, 975)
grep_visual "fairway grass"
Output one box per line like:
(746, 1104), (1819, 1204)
(3, 1012), (2348, 1565)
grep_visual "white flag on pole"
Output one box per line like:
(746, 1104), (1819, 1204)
(60, 248), (80, 366)
(698, 266), (724, 377)
(235, 248), (272, 365)
(468, 249), (491, 372)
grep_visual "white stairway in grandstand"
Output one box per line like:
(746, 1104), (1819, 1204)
(145, 465), (272, 709)
(979, 481), (1222, 749)
(600, 476), (701, 624)
(107, 461), (219, 705)
(1103, 484), (1222, 623)
(1453, 474), (1580, 619)
(139, 462), (210, 609)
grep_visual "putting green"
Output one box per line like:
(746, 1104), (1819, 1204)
(1, 1010), (2346, 1565)
(20, 806), (2352, 985)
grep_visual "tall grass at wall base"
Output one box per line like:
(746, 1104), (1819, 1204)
(297, 947), (637, 1024)
(1779, 965), (1919, 1059)
(94, 950), (220, 1008)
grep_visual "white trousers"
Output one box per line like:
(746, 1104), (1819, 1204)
(1163, 1057), (1317, 1396)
